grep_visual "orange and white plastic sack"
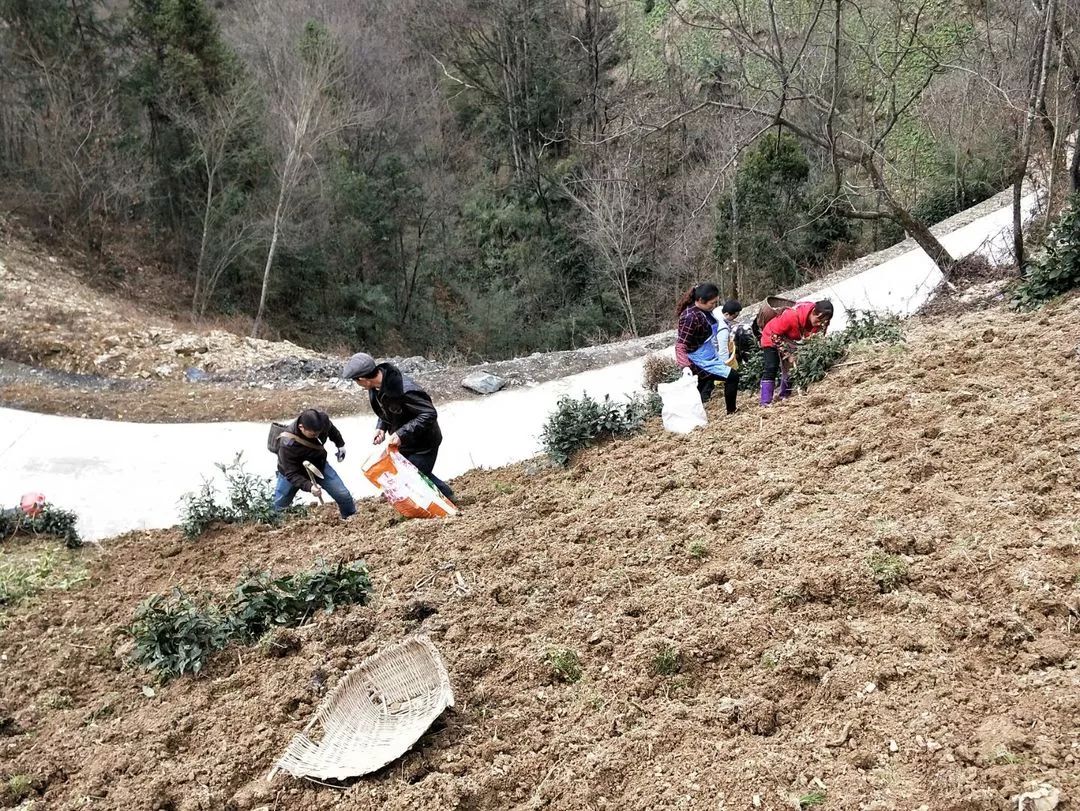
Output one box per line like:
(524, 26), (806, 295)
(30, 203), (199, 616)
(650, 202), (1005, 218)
(362, 448), (459, 519)
(658, 368), (708, 434)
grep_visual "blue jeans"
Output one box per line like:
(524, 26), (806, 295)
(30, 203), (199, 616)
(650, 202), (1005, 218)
(274, 464), (356, 518)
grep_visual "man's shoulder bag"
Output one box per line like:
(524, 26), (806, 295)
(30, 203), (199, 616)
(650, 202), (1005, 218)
(267, 423), (321, 453)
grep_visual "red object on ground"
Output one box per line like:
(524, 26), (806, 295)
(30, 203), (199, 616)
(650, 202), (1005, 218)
(20, 492), (46, 517)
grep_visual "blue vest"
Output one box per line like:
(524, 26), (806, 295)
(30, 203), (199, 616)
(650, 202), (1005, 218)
(688, 317), (731, 378)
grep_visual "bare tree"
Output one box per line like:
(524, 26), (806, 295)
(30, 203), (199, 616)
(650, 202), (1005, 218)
(1013, 0), (1057, 268)
(1037, 0), (1080, 196)
(237, 11), (359, 337)
(0, 28), (141, 251)
(38, 77), (137, 252)
(169, 80), (262, 322)
(563, 152), (655, 336)
(665, 0), (970, 276)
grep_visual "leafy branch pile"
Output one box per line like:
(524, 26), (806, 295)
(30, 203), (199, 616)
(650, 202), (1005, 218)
(1014, 194), (1080, 308)
(790, 310), (903, 390)
(129, 560), (371, 680)
(840, 310), (904, 344)
(0, 505), (82, 549)
(788, 334), (851, 390)
(180, 455), (302, 540)
(641, 355), (682, 391)
(541, 393), (656, 465)
(737, 350), (766, 392)
(739, 310), (904, 393)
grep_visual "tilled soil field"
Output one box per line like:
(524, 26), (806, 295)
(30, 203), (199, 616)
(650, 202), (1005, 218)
(1, 300), (1079, 810)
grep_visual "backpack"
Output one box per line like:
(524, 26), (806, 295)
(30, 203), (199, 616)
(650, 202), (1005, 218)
(267, 422), (321, 453)
(751, 296), (797, 341)
(733, 326), (756, 364)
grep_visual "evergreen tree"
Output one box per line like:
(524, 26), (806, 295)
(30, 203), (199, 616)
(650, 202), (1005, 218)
(125, 0), (239, 231)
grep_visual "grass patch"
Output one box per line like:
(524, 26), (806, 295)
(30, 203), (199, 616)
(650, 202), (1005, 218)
(0, 547), (87, 609)
(83, 696), (119, 726)
(5, 774), (33, 804)
(993, 747), (1026, 765)
(868, 551), (908, 593)
(42, 691), (75, 710)
(653, 645), (682, 676)
(799, 791), (826, 808)
(687, 540), (709, 559)
(775, 586), (806, 608)
(546, 647), (583, 683)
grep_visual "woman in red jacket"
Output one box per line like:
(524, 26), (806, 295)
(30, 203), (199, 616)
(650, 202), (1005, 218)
(759, 299), (833, 405)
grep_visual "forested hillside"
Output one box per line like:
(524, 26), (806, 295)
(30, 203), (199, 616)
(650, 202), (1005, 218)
(1, 0), (1076, 358)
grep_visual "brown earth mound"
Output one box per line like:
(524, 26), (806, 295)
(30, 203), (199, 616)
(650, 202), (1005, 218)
(0, 226), (328, 381)
(1, 301), (1079, 810)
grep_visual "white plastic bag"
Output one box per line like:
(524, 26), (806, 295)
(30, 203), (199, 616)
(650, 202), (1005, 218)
(657, 368), (708, 434)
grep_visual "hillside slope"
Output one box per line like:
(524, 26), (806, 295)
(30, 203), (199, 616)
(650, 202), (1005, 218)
(1, 299), (1079, 810)
(0, 224), (671, 421)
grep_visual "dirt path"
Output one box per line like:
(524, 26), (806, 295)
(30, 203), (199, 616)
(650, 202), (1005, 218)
(0, 335), (676, 423)
(0, 362), (363, 422)
(1, 298), (1078, 810)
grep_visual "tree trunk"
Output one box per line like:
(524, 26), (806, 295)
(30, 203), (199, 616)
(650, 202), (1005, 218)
(730, 168), (741, 299)
(193, 165), (216, 323)
(864, 158), (955, 276)
(1044, 0), (1080, 193)
(584, 0), (601, 140)
(252, 178), (288, 338)
(1014, 0), (1056, 269)
(620, 266), (638, 337)
(1071, 87), (1080, 194)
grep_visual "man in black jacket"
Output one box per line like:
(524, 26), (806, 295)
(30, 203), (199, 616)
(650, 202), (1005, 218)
(274, 409), (356, 518)
(343, 352), (454, 500)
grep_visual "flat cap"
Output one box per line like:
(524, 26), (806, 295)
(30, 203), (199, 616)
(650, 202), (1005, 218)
(342, 352), (377, 379)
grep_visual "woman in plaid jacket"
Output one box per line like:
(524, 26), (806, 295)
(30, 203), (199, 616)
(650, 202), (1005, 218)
(675, 283), (743, 413)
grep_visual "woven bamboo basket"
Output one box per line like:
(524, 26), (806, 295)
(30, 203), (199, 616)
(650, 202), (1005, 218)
(268, 635), (454, 781)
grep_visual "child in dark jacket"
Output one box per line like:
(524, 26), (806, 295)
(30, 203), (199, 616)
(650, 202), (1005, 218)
(274, 409), (356, 517)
